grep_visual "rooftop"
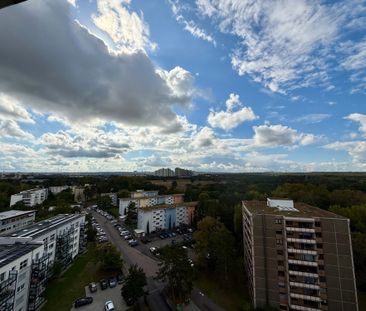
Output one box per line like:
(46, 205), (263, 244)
(0, 241), (41, 268)
(140, 201), (198, 211)
(0, 210), (35, 220)
(120, 193), (184, 201)
(10, 213), (84, 239)
(243, 200), (345, 219)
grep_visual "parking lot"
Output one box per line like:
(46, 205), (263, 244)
(70, 283), (128, 311)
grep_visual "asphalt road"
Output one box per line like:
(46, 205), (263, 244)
(92, 211), (159, 277)
(92, 211), (225, 311)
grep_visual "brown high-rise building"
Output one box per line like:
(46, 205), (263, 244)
(242, 198), (358, 311)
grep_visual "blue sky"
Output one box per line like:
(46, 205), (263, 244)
(0, 0), (365, 172)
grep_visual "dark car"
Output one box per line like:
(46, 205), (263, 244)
(116, 274), (124, 284)
(108, 277), (117, 288)
(140, 237), (151, 244)
(100, 279), (108, 290)
(74, 297), (93, 308)
(128, 239), (138, 247)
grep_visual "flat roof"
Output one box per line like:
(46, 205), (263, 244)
(10, 214), (84, 239)
(140, 201), (198, 211)
(0, 210), (35, 220)
(243, 200), (345, 219)
(121, 193), (184, 201)
(0, 242), (41, 268)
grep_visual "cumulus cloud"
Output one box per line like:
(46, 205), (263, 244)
(252, 124), (316, 148)
(92, 0), (156, 54)
(0, 93), (34, 123)
(325, 141), (366, 163)
(345, 113), (366, 136)
(0, 0), (195, 132)
(208, 93), (257, 131)
(191, 126), (216, 148)
(0, 120), (34, 140)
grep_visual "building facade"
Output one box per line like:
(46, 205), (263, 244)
(48, 186), (70, 195)
(0, 213), (86, 311)
(242, 198), (358, 311)
(10, 189), (48, 207)
(0, 211), (36, 235)
(0, 238), (44, 311)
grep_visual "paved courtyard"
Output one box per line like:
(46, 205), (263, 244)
(70, 283), (128, 311)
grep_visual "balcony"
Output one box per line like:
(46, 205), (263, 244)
(290, 304), (321, 311)
(286, 227), (315, 233)
(287, 248), (317, 255)
(290, 293), (321, 302)
(287, 238), (316, 244)
(288, 259), (317, 267)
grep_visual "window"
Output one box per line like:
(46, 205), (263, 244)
(0, 272), (5, 282)
(276, 239), (283, 245)
(17, 284), (25, 292)
(320, 276), (326, 283)
(278, 260), (284, 266)
(318, 265), (324, 271)
(316, 232), (322, 238)
(315, 221), (321, 227)
(20, 259), (28, 270)
(277, 250), (283, 255)
(275, 219), (282, 224)
(316, 243), (323, 249)
(278, 271), (285, 276)
(276, 230), (282, 235)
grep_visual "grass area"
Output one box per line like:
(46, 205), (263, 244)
(194, 261), (251, 311)
(42, 243), (112, 311)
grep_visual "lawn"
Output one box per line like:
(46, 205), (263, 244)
(108, 207), (120, 218)
(194, 261), (251, 311)
(42, 243), (111, 311)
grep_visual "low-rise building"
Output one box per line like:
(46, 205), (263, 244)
(0, 210), (36, 235)
(242, 198), (358, 311)
(10, 189), (48, 207)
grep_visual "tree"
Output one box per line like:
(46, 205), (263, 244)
(96, 243), (123, 271)
(121, 264), (147, 305)
(97, 195), (112, 211)
(126, 202), (137, 225)
(155, 244), (195, 304)
(118, 189), (130, 198)
(194, 216), (235, 281)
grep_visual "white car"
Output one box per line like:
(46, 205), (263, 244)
(105, 300), (115, 311)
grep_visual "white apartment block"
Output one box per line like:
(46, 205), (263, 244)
(0, 210), (36, 236)
(10, 189), (48, 208)
(0, 213), (86, 311)
(48, 186), (70, 195)
(119, 190), (183, 215)
(0, 238), (44, 311)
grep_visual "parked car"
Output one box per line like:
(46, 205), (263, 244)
(100, 279), (108, 290)
(124, 234), (133, 240)
(74, 297), (93, 308)
(88, 282), (97, 293)
(108, 277), (117, 288)
(140, 237), (151, 244)
(105, 300), (115, 311)
(120, 230), (130, 236)
(116, 274), (124, 284)
(128, 239), (138, 247)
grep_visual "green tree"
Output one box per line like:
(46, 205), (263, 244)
(155, 244), (195, 304)
(118, 189), (130, 198)
(121, 264), (147, 305)
(194, 216), (235, 281)
(126, 202), (137, 225)
(97, 195), (112, 211)
(96, 243), (123, 271)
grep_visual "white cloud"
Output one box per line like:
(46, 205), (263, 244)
(207, 93), (257, 131)
(325, 141), (366, 163)
(345, 113), (366, 136)
(0, 120), (34, 140)
(252, 124), (316, 148)
(194, 0), (353, 92)
(0, 93), (34, 123)
(169, 0), (216, 46)
(295, 113), (331, 124)
(92, 0), (156, 54)
(191, 126), (216, 148)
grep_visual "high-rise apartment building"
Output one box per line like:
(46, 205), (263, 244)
(242, 198), (358, 311)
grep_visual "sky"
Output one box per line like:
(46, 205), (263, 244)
(0, 0), (365, 173)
